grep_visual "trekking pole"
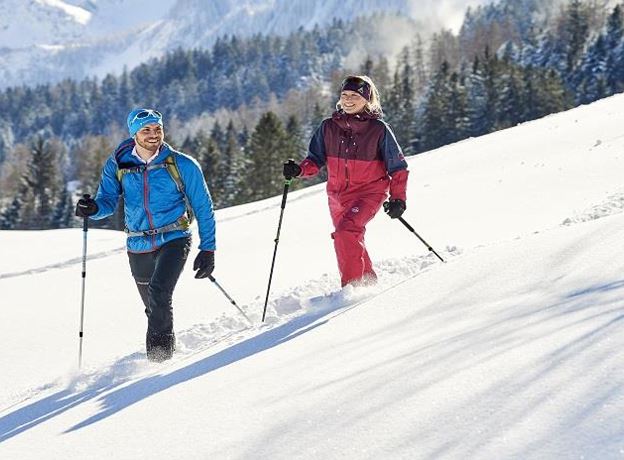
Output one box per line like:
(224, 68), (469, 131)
(397, 216), (446, 263)
(261, 163), (296, 322)
(208, 275), (252, 324)
(78, 194), (90, 369)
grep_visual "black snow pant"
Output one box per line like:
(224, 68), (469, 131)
(128, 236), (191, 361)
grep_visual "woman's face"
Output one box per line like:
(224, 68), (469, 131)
(340, 90), (368, 114)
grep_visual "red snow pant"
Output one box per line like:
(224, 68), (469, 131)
(329, 191), (386, 287)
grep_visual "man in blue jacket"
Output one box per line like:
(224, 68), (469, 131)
(75, 108), (216, 362)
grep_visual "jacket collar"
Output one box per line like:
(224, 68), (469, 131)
(114, 138), (171, 165)
(331, 110), (380, 132)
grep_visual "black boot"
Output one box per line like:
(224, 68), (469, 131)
(146, 332), (176, 362)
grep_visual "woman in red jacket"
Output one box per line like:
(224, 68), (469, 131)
(284, 75), (409, 287)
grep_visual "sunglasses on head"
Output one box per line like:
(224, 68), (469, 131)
(131, 109), (162, 125)
(342, 77), (366, 86)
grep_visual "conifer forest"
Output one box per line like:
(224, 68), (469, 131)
(1, 0), (623, 230)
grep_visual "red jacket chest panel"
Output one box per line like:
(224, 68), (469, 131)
(324, 119), (384, 161)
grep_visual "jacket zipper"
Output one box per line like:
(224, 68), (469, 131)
(344, 120), (351, 190)
(143, 169), (156, 249)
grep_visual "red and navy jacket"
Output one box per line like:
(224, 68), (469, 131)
(299, 110), (409, 200)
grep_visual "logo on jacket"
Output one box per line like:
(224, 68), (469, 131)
(351, 207), (360, 213)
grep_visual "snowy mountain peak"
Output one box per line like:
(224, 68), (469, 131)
(0, 0), (488, 89)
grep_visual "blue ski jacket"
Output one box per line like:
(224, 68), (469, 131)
(91, 138), (216, 253)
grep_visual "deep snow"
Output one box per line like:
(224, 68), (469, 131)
(1, 94), (624, 458)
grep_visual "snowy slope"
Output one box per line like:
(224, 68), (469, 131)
(0, 0), (490, 88)
(1, 94), (624, 458)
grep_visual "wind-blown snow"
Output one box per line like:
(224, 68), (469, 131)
(35, 0), (92, 25)
(1, 94), (624, 458)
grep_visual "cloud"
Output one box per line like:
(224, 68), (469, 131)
(407, 0), (493, 32)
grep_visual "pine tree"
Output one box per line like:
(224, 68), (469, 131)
(210, 121), (227, 153)
(359, 56), (374, 76)
(465, 57), (491, 137)
(604, 5), (624, 92)
(284, 115), (307, 192)
(73, 135), (114, 196)
(496, 48), (525, 129)
(384, 50), (417, 153)
(0, 193), (24, 230)
(52, 184), (74, 228)
(243, 112), (291, 201)
(19, 136), (66, 229)
(576, 34), (608, 104)
(447, 71), (469, 143)
(309, 101), (327, 133)
(204, 137), (226, 207)
(419, 62), (453, 151)
(411, 34), (429, 98)
(372, 56), (392, 100)
(563, 0), (590, 74)
(220, 121), (247, 206)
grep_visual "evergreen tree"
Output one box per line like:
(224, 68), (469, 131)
(419, 62), (453, 151)
(535, 69), (571, 116)
(210, 121), (227, 153)
(447, 71), (469, 143)
(411, 34), (429, 98)
(243, 112), (291, 201)
(497, 47), (525, 128)
(52, 184), (74, 228)
(604, 5), (624, 92)
(284, 115), (307, 192)
(563, 0), (590, 74)
(576, 34), (608, 104)
(465, 57), (491, 138)
(385, 48), (417, 154)
(309, 101), (327, 132)
(0, 193), (24, 230)
(359, 56), (374, 76)
(204, 137), (226, 207)
(220, 121), (247, 206)
(73, 135), (114, 195)
(372, 56), (392, 100)
(19, 136), (66, 229)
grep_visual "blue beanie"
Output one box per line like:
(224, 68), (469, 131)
(127, 108), (163, 137)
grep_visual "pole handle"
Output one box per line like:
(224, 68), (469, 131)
(81, 194), (91, 232)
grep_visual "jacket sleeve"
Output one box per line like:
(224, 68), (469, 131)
(92, 154), (122, 220)
(379, 123), (409, 201)
(300, 120), (327, 178)
(179, 155), (216, 251)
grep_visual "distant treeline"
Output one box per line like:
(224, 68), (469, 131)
(2, 0), (623, 230)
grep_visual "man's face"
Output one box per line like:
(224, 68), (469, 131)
(135, 124), (164, 152)
(340, 90), (368, 114)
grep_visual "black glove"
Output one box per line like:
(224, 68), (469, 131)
(75, 196), (98, 217)
(383, 199), (406, 219)
(193, 250), (215, 279)
(283, 159), (302, 180)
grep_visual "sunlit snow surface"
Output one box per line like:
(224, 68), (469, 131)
(1, 95), (624, 458)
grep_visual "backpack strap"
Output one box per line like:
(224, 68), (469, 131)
(115, 147), (195, 237)
(163, 154), (194, 224)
